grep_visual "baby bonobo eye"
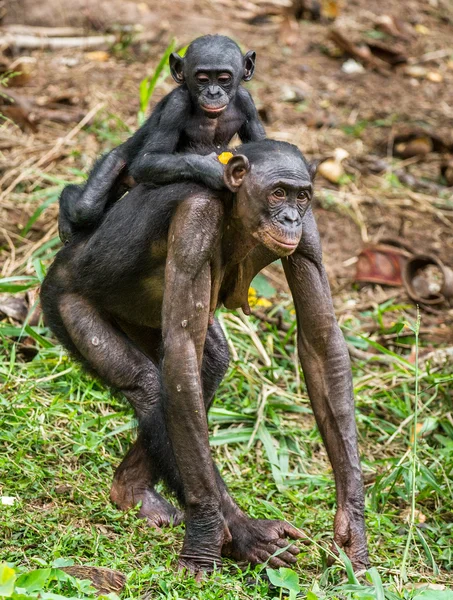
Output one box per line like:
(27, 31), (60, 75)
(272, 188), (286, 199)
(218, 73), (231, 84)
(297, 190), (309, 201)
(196, 73), (209, 84)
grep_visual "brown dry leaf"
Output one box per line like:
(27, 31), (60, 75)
(400, 507), (427, 523)
(321, 0), (340, 19)
(61, 566), (126, 595)
(84, 50), (110, 62)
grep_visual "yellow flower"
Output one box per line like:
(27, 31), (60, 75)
(218, 152), (234, 164)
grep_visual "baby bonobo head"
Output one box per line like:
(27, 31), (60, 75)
(224, 140), (317, 257)
(170, 35), (256, 118)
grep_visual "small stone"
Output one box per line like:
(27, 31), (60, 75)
(426, 71), (443, 83)
(91, 336), (100, 346)
(181, 319), (188, 328)
(342, 59), (365, 75)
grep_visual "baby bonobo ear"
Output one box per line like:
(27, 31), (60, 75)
(223, 155), (251, 192)
(308, 159), (319, 181)
(243, 51), (256, 81)
(169, 53), (184, 84)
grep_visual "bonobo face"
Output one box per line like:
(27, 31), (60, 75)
(170, 35), (256, 119)
(224, 144), (315, 257)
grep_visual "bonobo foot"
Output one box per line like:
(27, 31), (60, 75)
(178, 507), (228, 574)
(110, 481), (183, 529)
(223, 514), (304, 568)
(330, 506), (369, 571)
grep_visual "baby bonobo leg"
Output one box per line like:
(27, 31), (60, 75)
(56, 293), (181, 528)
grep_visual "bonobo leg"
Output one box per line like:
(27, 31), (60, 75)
(110, 319), (229, 527)
(110, 434), (183, 528)
(53, 292), (182, 528)
(58, 147), (128, 244)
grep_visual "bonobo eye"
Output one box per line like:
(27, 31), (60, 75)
(272, 188), (286, 199)
(297, 190), (309, 201)
(196, 73), (209, 84)
(218, 73), (231, 84)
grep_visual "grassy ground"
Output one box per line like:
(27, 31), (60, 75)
(1, 271), (453, 598)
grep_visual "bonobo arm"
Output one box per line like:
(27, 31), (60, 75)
(162, 193), (227, 572)
(129, 89), (225, 190)
(237, 87), (266, 143)
(282, 207), (369, 571)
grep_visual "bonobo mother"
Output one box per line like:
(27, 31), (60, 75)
(41, 139), (369, 573)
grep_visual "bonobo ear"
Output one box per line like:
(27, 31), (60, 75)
(223, 155), (251, 192)
(243, 51), (256, 81)
(308, 159), (319, 181)
(169, 53), (184, 84)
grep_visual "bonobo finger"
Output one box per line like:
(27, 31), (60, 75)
(275, 539), (300, 555)
(267, 545), (298, 565)
(282, 522), (306, 540)
(267, 555), (289, 569)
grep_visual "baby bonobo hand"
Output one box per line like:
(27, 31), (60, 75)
(199, 152), (227, 191)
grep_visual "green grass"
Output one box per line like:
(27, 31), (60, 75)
(1, 284), (453, 598)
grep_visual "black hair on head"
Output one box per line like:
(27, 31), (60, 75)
(186, 35), (242, 58)
(236, 139), (309, 169)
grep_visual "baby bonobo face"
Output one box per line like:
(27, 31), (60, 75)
(224, 142), (315, 257)
(170, 35), (256, 119)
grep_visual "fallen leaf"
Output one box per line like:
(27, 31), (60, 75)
(84, 50), (110, 62)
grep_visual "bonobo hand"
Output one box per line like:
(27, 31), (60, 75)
(222, 514), (305, 568)
(330, 504), (369, 571)
(197, 152), (226, 190)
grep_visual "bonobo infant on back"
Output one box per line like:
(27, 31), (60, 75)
(59, 34), (265, 243)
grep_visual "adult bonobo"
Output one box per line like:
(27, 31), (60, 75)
(41, 140), (369, 573)
(59, 34), (265, 244)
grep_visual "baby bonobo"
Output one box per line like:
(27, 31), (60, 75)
(41, 140), (369, 574)
(59, 34), (265, 243)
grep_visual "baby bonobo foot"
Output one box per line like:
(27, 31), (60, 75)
(110, 481), (183, 529)
(223, 514), (304, 568)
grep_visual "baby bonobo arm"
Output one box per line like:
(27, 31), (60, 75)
(237, 87), (266, 143)
(129, 92), (225, 191)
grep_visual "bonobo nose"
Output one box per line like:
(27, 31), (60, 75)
(208, 85), (221, 97)
(279, 209), (299, 226)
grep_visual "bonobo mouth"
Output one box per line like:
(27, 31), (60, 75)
(200, 104), (227, 115)
(267, 232), (299, 250)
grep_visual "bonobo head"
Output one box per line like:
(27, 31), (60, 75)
(170, 35), (256, 119)
(224, 140), (317, 257)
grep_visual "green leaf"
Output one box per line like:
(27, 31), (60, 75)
(266, 567), (300, 592)
(365, 567), (384, 600)
(16, 568), (51, 592)
(0, 563), (16, 597)
(335, 545), (359, 585)
(251, 274), (276, 299)
(0, 276), (39, 293)
(415, 590), (453, 600)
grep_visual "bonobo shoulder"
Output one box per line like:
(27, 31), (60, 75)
(236, 86), (258, 116)
(151, 86), (190, 124)
(168, 191), (224, 274)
